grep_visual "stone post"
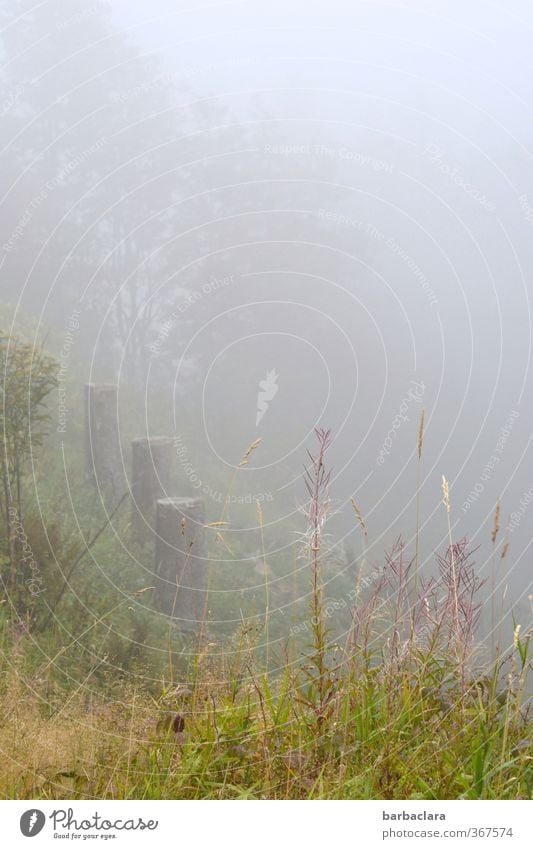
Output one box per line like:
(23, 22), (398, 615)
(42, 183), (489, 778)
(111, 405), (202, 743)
(155, 497), (207, 631)
(130, 437), (175, 543)
(84, 383), (125, 500)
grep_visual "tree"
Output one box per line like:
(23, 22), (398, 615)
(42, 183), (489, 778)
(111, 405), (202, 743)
(0, 332), (57, 597)
(0, 0), (223, 387)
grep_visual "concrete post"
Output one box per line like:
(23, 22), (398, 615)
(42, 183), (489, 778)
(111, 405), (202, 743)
(155, 497), (207, 631)
(130, 437), (175, 543)
(84, 383), (125, 499)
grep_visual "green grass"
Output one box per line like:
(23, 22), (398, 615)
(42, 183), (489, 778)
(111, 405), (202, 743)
(0, 431), (533, 799)
(0, 622), (530, 800)
(0, 429), (531, 800)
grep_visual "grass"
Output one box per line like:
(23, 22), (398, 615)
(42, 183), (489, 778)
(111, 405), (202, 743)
(0, 430), (531, 800)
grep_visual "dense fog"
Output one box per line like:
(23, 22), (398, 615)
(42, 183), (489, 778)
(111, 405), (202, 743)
(2, 0), (532, 648)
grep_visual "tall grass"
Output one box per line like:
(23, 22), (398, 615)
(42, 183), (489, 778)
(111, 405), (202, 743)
(0, 429), (531, 800)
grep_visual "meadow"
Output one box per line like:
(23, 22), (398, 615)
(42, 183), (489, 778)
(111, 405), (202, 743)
(0, 407), (531, 800)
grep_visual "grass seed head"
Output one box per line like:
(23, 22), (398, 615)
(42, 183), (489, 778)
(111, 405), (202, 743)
(418, 408), (425, 460)
(491, 499), (501, 545)
(441, 475), (451, 513)
(239, 437), (262, 467)
(350, 497), (368, 538)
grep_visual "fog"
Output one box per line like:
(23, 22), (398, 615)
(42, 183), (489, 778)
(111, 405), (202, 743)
(1, 0), (532, 647)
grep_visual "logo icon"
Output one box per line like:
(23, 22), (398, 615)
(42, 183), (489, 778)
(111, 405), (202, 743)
(20, 810), (46, 837)
(256, 368), (279, 426)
